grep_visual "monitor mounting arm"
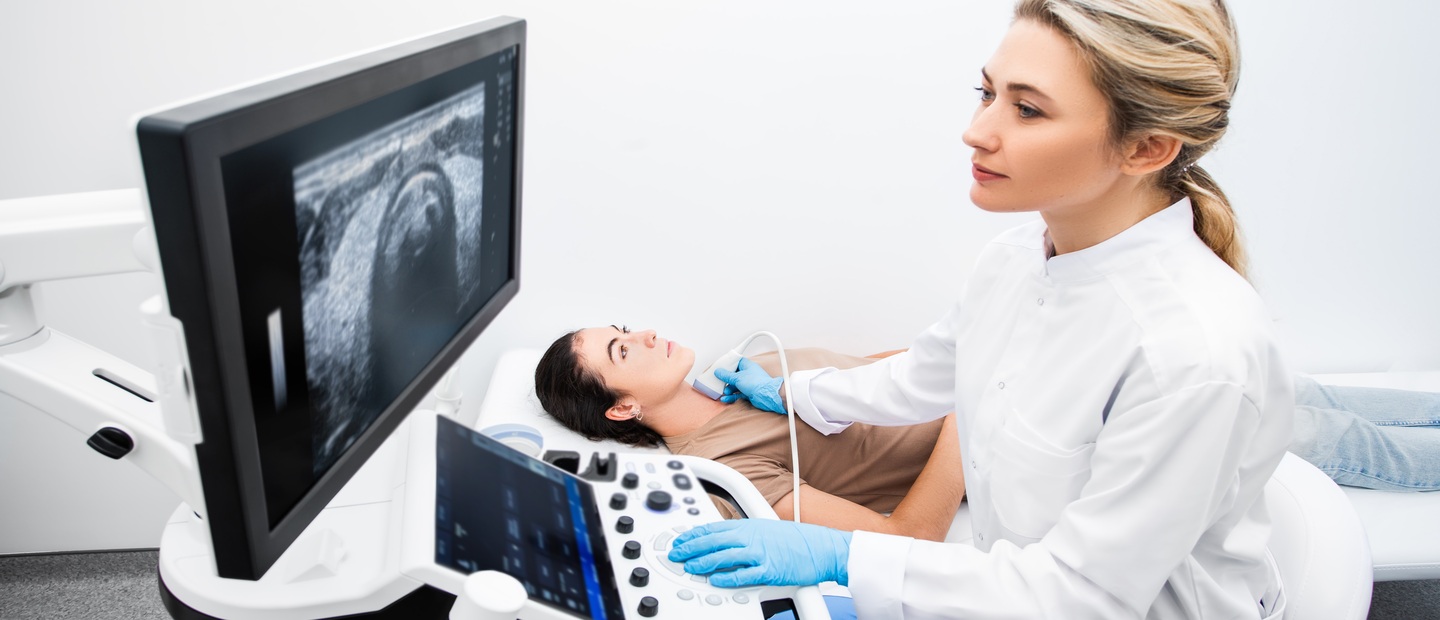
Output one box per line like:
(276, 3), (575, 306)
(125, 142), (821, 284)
(0, 189), (206, 518)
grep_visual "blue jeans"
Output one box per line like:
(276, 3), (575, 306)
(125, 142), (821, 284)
(1289, 376), (1440, 491)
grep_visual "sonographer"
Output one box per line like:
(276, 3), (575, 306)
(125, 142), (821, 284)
(668, 0), (1292, 618)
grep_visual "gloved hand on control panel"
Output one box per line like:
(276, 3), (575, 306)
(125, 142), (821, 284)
(667, 519), (851, 588)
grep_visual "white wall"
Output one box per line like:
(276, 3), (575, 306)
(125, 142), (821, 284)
(1, 1), (1435, 553)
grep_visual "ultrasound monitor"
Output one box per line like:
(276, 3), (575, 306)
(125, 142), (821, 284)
(136, 17), (524, 580)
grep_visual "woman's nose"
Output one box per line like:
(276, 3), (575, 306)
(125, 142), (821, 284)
(963, 105), (998, 153)
(641, 330), (658, 347)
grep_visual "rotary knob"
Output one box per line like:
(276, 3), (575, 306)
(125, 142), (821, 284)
(645, 490), (672, 512)
(610, 492), (627, 510)
(622, 540), (642, 560)
(621, 472), (639, 489)
(638, 596), (659, 617)
(615, 516), (634, 534)
(629, 567), (650, 587)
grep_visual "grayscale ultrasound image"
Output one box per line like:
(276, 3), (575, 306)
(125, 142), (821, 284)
(294, 83), (487, 475)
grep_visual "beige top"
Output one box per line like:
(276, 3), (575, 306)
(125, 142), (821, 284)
(664, 348), (944, 516)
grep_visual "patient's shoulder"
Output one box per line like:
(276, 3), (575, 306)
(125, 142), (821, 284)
(751, 347), (877, 375)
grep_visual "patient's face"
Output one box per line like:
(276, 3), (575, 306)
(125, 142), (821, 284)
(575, 326), (695, 407)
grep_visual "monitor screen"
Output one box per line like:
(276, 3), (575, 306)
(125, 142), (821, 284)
(434, 415), (626, 619)
(137, 17), (524, 580)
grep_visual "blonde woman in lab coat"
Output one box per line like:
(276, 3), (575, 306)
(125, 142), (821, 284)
(669, 0), (1293, 618)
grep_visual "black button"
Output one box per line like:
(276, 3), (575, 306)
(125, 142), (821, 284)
(638, 596), (659, 617)
(621, 472), (639, 489)
(672, 474), (692, 490)
(629, 567), (650, 587)
(615, 516), (634, 534)
(610, 493), (627, 510)
(645, 491), (672, 512)
(667, 460), (683, 470)
(622, 540), (641, 559)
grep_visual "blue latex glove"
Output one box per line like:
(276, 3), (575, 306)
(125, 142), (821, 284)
(667, 519), (852, 588)
(715, 357), (786, 415)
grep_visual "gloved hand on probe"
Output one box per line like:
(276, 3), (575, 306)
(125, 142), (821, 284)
(668, 519), (852, 588)
(716, 357), (786, 414)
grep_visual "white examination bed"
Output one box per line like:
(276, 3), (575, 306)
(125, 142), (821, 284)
(469, 349), (1434, 615)
(1309, 371), (1440, 582)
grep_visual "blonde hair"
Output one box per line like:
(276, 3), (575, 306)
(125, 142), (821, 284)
(1014, 0), (1246, 276)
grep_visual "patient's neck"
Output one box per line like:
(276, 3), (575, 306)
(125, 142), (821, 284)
(644, 385), (730, 439)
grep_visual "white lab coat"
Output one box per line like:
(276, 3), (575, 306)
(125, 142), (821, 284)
(789, 199), (1293, 619)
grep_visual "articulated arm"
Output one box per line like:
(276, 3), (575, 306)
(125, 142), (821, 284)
(0, 189), (206, 516)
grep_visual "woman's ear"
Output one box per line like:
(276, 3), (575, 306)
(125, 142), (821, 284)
(605, 399), (641, 422)
(1121, 133), (1183, 177)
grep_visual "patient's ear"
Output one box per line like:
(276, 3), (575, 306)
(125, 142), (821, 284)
(605, 399), (641, 422)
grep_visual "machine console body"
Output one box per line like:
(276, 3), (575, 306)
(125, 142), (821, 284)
(402, 413), (810, 619)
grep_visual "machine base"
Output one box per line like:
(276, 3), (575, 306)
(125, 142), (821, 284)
(158, 573), (456, 620)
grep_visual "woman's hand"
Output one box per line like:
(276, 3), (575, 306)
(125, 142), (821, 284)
(716, 357), (786, 414)
(668, 519), (852, 587)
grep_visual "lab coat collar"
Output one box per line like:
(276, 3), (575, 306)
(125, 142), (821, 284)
(1040, 197), (1195, 283)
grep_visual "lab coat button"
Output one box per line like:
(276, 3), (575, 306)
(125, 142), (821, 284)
(1037, 298), (1045, 306)
(997, 381), (1006, 389)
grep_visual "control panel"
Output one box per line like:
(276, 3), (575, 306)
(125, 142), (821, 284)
(581, 452), (765, 618)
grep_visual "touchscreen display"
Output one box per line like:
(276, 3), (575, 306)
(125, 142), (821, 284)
(435, 417), (624, 619)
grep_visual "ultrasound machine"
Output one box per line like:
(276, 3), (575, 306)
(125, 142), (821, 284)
(0, 17), (829, 619)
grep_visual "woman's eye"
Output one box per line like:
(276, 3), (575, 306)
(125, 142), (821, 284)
(975, 86), (995, 102)
(620, 345), (628, 359)
(1016, 104), (1040, 118)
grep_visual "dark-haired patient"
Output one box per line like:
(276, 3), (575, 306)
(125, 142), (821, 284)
(534, 326), (964, 542)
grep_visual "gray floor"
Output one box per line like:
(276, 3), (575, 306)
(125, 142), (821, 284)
(0, 550), (1437, 619)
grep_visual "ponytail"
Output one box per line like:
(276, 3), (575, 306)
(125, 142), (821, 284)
(1179, 164), (1247, 278)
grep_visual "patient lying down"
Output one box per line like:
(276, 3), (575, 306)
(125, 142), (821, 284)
(534, 326), (964, 542)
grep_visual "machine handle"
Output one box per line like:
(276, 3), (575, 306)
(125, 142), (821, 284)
(449, 571), (527, 620)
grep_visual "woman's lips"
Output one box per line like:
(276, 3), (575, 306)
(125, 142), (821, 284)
(972, 163), (1007, 183)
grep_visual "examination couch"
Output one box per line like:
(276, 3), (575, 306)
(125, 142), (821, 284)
(470, 350), (1439, 618)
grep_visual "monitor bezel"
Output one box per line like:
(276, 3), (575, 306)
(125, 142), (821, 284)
(136, 16), (525, 580)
